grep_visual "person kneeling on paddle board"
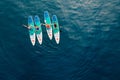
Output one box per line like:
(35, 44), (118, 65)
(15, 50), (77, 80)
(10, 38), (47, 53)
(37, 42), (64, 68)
(34, 24), (39, 30)
(54, 23), (57, 28)
(53, 23), (62, 32)
(46, 24), (50, 28)
(41, 24), (50, 28)
(23, 24), (39, 31)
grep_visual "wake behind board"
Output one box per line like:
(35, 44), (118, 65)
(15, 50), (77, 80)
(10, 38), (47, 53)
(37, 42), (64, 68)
(34, 15), (42, 45)
(28, 16), (36, 46)
(44, 11), (53, 40)
(52, 15), (60, 44)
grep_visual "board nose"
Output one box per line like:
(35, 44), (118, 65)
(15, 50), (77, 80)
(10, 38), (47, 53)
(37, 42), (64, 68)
(52, 15), (57, 21)
(28, 16), (33, 25)
(44, 11), (49, 18)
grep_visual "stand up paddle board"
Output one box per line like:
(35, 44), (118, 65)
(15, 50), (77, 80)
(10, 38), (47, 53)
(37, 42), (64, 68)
(44, 11), (53, 40)
(28, 16), (36, 46)
(34, 15), (42, 45)
(52, 15), (60, 44)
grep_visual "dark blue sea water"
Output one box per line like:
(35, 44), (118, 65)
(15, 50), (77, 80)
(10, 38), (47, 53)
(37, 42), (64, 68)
(0, 0), (120, 80)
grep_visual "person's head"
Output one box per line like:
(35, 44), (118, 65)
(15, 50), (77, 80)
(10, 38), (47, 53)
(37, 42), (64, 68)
(46, 24), (50, 28)
(54, 24), (57, 27)
(36, 27), (39, 30)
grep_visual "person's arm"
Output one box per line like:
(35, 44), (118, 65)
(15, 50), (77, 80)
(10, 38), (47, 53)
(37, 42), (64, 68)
(41, 23), (53, 26)
(60, 29), (62, 32)
(60, 26), (62, 32)
(41, 23), (45, 26)
(23, 24), (28, 28)
(50, 24), (53, 25)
